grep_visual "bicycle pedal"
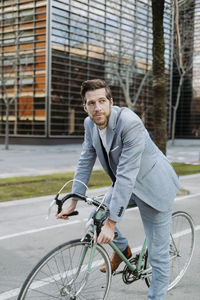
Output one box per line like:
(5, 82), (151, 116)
(112, 270), (123, 276)
(141, 273), (152, 279)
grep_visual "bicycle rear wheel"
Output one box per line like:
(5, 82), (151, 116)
(18, 239), (112, 300)
(144, 211), (195, 290)
(168, 211), (195, 290)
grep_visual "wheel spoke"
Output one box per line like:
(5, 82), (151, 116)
(18, 240), (111, 300)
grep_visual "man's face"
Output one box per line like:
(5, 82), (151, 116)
(83, 88), (113, 130)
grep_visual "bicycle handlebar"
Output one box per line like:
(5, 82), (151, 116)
(55, 192), (109, 216)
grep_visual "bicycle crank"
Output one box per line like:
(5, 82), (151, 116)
(112, 270), (123, 276)
(122, 268), (139, 284)
(122, 256), (141, 284)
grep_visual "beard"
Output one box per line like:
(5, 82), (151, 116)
(92, 112), (110, 129)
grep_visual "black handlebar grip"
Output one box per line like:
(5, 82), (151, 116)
(62, 211), (79, 217)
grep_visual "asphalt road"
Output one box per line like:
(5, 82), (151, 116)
(0, 176), (200, 300)
(0, 140), (199, 299)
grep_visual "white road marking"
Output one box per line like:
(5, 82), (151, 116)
(175, 192), (200, 201)
(0, 193), (200, 241)
(0, 219), (87, 241)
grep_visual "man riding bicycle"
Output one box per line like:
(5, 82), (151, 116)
(57, 79), (180, 300)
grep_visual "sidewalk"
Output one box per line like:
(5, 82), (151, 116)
(167, 139), (200, 164)
(0, 143), (101, 178)
(0, 139), (199, 178)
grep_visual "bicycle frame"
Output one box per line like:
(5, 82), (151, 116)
(76, 208), (152, 286)
(53, 191), (153, 282)
(109, 238), (152, 278)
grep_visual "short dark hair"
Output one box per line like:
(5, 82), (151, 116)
(80, 79), (112, 103)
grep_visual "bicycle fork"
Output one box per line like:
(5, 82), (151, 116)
(63, 238), (98, 298)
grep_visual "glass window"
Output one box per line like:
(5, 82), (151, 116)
(20, 8), (34, 21)
(21, 77), (34, 85)
(52, 7), (69, 19)
(1, 11), (17, 24)
(52, 0), (68, 11)
(2, 56), (15, 66)
(2, 32), (16, 45)
(19, 30), (34, 43)
(20, 55), (34, 65)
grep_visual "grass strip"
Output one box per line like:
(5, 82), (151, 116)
(172, 162), (200, 175)
(0, 170), (111, 202)
(0, 163), (199, 202)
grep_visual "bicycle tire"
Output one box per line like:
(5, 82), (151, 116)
(17, 239), (112, 300)
(144, 211), (195, 290)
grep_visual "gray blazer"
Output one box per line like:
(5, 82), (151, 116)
(72, 106), (181, 222)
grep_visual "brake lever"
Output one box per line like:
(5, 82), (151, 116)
(46, 197), (79, 220)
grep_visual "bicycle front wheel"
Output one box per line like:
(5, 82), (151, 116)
(18, 239), (112, 300)
(144, 211), (195, 290)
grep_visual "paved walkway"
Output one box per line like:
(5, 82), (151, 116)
(0, 139), (199, 178)
(167, 139), (200, 164)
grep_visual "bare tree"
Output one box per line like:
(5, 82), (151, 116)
(0, 43), (23, 150)
(104, 20), (150, 112)
(0, 76), (21, 150)
(109, 55), (150, 111)
(171, 0), (194, 144)
(0, 8), (25, 149)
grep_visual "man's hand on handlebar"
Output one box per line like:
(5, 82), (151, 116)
(94, 219), (116, 245)
(56, 199), (78, 220)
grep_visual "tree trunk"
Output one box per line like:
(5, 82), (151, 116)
(151, 0), (167, 154)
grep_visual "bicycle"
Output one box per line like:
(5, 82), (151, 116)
(17, 189), (195, 299)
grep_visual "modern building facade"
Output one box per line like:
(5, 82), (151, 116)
(0, 0), (46, 137)
(0, 0), (199, 142)
(172, 0), (200, 138)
